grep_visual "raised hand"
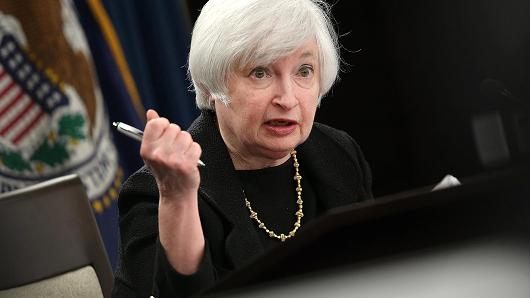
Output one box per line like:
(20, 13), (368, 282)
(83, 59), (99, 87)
(140, 109), (205, 274)
(140, 109), (202, 200)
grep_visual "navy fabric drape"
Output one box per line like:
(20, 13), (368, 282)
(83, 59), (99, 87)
(102, 0), (199, 129)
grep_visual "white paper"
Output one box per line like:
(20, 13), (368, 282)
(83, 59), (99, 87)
(432, 174), (461, 191)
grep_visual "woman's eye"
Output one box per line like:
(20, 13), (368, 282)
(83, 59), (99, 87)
(250, 67), (269, 79)
(298, 65), (314, 77)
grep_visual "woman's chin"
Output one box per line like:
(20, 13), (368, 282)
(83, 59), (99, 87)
(258, 144), (298, 160)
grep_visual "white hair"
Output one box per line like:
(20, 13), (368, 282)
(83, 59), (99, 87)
(188, 0), (340, 110)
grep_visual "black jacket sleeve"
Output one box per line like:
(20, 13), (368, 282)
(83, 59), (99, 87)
(111, 167), (221, 298)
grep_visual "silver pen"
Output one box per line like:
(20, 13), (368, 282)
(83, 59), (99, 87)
(112, 122), (206, 167)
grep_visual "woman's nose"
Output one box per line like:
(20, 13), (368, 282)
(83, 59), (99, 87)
(272, 77), (298, 110)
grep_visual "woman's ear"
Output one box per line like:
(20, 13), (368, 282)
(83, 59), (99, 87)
(208, 96), (216, 110)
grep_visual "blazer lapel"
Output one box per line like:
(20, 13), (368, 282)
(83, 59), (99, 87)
(297, 128), (361, 211)
(189, 112), (264, 268)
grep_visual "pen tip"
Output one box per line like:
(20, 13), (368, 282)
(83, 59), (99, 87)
(112, 122), (118, 127)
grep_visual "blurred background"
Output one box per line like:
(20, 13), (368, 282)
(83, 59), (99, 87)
(186, 0), (530, 195)
(0, 0), (529, 268)
(102, 0), (530, 196)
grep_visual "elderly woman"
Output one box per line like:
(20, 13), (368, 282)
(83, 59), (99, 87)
(112, 0), (373, 297)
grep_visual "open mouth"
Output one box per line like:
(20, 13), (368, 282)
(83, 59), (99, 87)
(266, 120), (295, 126)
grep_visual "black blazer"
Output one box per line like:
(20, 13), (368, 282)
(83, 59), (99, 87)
(112, 111), (373, 298)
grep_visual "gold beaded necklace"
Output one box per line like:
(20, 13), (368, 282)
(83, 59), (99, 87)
(244, 150), (303, 242)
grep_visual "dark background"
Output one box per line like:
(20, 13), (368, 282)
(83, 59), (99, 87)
(185, 0), (530, 196)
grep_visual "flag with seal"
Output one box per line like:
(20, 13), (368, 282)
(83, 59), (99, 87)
(0, 0), (145, 268)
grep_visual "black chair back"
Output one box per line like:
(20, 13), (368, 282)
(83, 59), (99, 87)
(0, 174), (113, 297)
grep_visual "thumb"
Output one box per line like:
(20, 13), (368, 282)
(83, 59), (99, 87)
(146, 109), (160, 122)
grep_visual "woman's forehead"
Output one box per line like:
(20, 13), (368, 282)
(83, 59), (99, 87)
(241, 39), (319, 68)
(292, 39), (319, 59)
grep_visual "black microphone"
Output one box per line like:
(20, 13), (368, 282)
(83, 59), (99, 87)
(480, 78), (530, 109)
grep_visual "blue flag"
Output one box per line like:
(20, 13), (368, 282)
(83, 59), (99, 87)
(0, 0), (145, 268)
(101, 0), (199, 128)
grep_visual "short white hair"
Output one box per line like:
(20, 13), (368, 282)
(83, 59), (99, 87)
(188, 0), (340, 110)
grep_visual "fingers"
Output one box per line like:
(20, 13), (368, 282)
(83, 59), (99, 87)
(146, 109), (160, 121)
(169, 131), (195, 165)
(143, 116), (172, 143)
(166, 124), (182, 145)
(140, 118), (198, 167)
(140, 110), (201, 198)
(141, 109), (201, 167)
(174, 132), (202, 167)
(184, 141), (202, 165)
(173, 130), (192, 149)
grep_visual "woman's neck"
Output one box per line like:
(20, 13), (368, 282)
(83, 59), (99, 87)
(228, 149), (291, 170)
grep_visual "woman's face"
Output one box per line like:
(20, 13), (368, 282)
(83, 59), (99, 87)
(215, 39), (320, 168)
